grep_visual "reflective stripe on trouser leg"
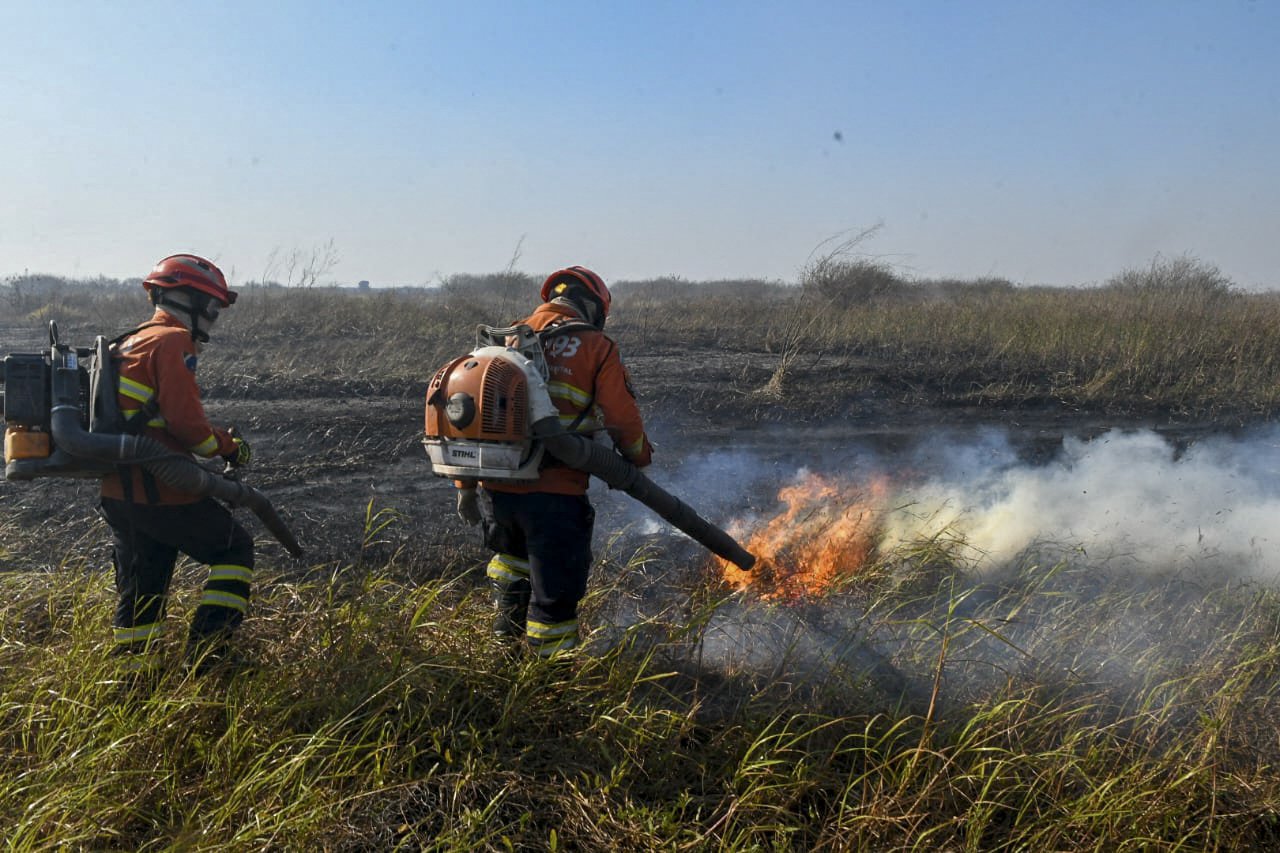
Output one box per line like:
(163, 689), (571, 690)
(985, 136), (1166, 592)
(487, 553), (531, 639)
(526, 617), (579, 658)
(191, 563), (252, 638)
(113, 621), (164, 650)
(113, 587), (168, 656)
(112, 620), (165, 671)
(486, 553), (530, 585)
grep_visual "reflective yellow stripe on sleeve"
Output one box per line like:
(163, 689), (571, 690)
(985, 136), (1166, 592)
(547, 380), (592, 408)
(119, 376), (165, 427)
(548, 381), (603, 432)
(191, 434), (220, 457)
(118, 375), (155, 404)
(558, 412), (603, 431)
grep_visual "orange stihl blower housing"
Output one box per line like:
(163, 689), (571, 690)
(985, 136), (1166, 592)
(423, 324), (558, 481)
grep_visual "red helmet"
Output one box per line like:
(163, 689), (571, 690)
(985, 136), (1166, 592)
(540, 265), (611, 319)
(143, 254), (237, 307)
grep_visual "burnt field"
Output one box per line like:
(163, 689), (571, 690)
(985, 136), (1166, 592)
(0, 306), (1233, 580)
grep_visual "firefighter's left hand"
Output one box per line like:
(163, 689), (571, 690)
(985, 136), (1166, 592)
(224, 435), (252, 468)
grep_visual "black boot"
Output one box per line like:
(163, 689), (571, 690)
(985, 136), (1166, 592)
(185, 629), (252, 676)
(107, 645), (163, 698)
(185, 602), (253, 675)
(491, 577), (531, 641)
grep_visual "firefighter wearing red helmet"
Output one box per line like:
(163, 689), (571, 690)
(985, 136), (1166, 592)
(99, 254), (256, 677)
(456, 265), (654, 658)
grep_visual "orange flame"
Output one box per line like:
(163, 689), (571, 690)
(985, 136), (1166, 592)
(721, 472), (889, 601)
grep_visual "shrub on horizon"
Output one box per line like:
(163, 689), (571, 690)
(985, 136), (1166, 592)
(1105, 255), (1236, 304)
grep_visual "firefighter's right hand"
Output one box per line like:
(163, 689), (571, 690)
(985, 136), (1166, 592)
(224, 436), (252, 468)
(456, 488), (481, 526)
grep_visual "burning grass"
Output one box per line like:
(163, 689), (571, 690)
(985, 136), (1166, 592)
(721, 472), (889, 601)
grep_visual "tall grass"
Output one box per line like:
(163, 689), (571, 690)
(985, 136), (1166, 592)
(3, 534), (1280, 849)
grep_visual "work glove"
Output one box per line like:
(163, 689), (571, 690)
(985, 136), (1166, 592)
(223, 435), (252, 468)
(456, 488), (481, 526)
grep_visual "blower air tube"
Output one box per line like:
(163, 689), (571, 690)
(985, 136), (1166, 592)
(533, 417), (756, 571)
(50, 403), (304, 558)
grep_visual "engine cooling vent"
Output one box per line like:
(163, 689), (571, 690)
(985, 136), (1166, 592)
(481, 359), (527, 436)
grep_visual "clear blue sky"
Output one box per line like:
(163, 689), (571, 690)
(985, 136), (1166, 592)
(2, 1), (1276, 288)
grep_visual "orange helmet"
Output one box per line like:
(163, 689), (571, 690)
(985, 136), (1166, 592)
(143, 254), (237, 307)
(540, 265), (611, 320)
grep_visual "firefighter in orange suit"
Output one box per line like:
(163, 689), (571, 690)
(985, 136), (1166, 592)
(99, 254), (254, 676)
(456, 265), (653, 657)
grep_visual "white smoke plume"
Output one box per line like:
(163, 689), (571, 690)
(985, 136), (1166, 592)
(881, 428), (1280, 577)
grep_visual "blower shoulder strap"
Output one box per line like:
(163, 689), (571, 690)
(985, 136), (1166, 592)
(108, 320), (164, 348)
(537, 320), (600, 340)
(108, 322), (164, 435)
(107, 321), (167, 504)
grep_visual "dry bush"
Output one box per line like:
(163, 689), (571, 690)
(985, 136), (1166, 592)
(744, 253), (1279, 417)
(914, 275), (1017, 301)
(614, 276), (781, 303)
(752, 226), (900, 396)
(803, 256), (906, 304)
(254, 239), (342, 290)
(1104, 254), (1236, 304)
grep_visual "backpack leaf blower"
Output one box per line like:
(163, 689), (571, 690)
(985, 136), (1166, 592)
(423, 324), (755, 571)
(2, 321), (304, 557)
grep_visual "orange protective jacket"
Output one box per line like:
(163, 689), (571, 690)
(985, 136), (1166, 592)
(481, 301), (653, 496)
(100, 310), (238, 505)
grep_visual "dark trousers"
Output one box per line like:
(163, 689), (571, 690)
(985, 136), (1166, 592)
(484, 491), (595, 629)
(99, 497), (255, 653)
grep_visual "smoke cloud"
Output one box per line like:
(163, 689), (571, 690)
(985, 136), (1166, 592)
(881, 428), (1280, 578)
